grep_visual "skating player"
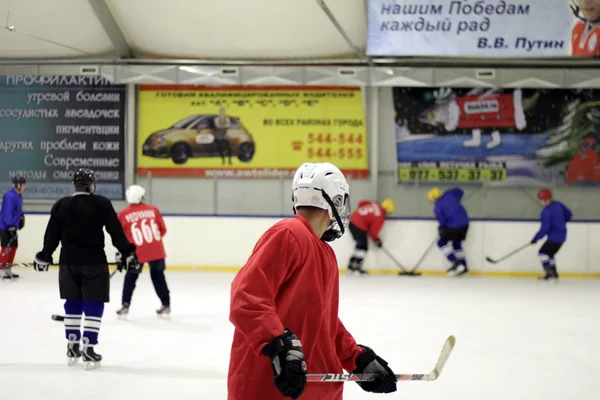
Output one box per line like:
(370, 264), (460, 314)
(347, 198), (396, 274)
(570, 0), (600, 56)
(531, 189), (573, 281)
(115, 185), (171, 319)
(0, 176), (27, 279)
(33, 169), (140, 369)
(428, 187), (470, 276)
(228, 162), (397, 400)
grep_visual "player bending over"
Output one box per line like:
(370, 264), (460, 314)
(347, 198), (395, 275)
(116, 185), (171, 318)
(531, 189), (572, 281)
(33, 169), (140, 369)
(0, 176), (27, 279)
(428, 187), (470, 276)
(228, 162), (397, 400)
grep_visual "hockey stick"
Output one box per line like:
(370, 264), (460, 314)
(380, 245), (420, 276)
(485, 242), (531, 264)
(51, 268), (120, 322)
(400, 237), (437, 276)
(306, 335), (456, 383)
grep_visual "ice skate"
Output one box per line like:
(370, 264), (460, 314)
(538, 266), (559, 283)
(463, 129), (482, 148)
(156, 305), (171, 319)
(66, 338), (81, 366)
(447, 261), (468, 277)
(82, 343), (102, 370)
(116, 304), (129, 320)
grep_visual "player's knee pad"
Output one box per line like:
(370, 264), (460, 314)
(351, 248), (366, 259)
(538, 252), (551, 266)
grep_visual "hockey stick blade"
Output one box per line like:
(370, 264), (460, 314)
(306, 335), (456, 383)
(484, 256), (498, 264)
(51, 314), (65, 322)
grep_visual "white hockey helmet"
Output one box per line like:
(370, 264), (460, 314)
(125, 185), (146, 204)
(292, 162), (351, 242)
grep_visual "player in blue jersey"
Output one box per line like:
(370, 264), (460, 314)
(531, 189), (572, 281)
(428, 187), (470, 276)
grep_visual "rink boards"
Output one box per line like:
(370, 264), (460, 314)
(14, 213), (600, 278)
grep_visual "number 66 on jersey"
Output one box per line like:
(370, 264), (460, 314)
(117, 193), (167, 263)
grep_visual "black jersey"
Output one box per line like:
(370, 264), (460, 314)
(40, 192), (135, 265)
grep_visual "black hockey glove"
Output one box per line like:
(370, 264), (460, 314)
(122, 251), (141, 272)
(353, 345), (397, 394)
(18, 214), (25, 230)
(115, 252), (125, 272)
(6, 226), (17, 241)
(374, 238), (383, 248)
(33, 252), (52, 272)
(530, 238), (538, 244)
(261, 329), (307, 399)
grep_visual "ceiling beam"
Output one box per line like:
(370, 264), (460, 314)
(86, 0), (134, 59)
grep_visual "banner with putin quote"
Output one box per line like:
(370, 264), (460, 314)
(137, 86), (368, 179)
(367, 0), (598, 57)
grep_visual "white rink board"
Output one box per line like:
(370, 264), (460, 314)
(15, 214), (600, 276)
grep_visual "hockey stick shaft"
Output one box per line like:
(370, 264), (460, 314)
(380, 246), (409, 273)
(306, 335), (456, 383)
(486, 243), (531, 264)
(409, 238), (437, 273)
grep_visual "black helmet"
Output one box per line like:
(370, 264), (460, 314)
(12, 176), (26, 185)
(73, 168), (96, 193)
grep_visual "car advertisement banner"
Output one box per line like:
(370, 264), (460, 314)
(0, 76), (126, 200)
(367, 0), (596, 57)
(137, 85), (368, 179)
(394, 87), (600, 186)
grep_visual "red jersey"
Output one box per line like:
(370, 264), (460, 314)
(228, 215), (363, 400)
(118, 203), (167, 263)
(350, 200), (386, 241)
(571, 21), (600, 56)
(566, 149), (600, 183)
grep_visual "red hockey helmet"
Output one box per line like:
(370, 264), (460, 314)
(537, 188), (552, 202)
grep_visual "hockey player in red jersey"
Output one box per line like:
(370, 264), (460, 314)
(228, 162), (397, 400)
(570, 0), (600, 55)
(347, 198), (395, 275)
(115, 185), (171, 318)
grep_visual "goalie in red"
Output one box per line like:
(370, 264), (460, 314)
(228, 162), (397, 400)
(115, 185), (171, 319)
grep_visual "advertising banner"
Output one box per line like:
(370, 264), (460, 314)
(394, 87), (600, 185)
(0, 76), (126, 200)
(137, 85), (368, 179)
(367, 0), (596, 57)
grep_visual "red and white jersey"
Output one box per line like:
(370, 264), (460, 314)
(572, 21), (600, 56)
(350, 200), (386, 241)
(118, 203), (166, 263)
(228, 215), (363, 400)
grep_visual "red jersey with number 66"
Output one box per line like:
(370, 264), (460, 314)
(118, 203), (167, 263)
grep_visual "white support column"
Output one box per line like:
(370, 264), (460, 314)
(368, 86), (379, 197)
(125, 84), (136, 195)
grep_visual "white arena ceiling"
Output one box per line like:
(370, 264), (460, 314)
(0, 0), (367, 60)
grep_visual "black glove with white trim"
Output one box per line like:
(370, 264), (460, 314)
(353, 345), (397, 393)
(33, 252), (52, 272)
(261, 329), (307, 399)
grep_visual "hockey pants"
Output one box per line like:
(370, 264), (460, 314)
(121, 258), (170, 306)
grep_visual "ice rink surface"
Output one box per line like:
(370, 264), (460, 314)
(1, 269), (599, 400)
